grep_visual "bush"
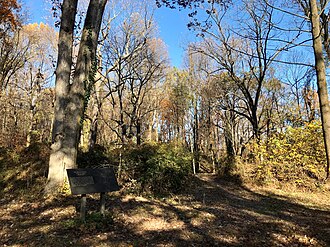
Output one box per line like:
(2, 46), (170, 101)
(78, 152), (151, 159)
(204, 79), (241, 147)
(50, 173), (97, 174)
(0, 143), (49, 199)
(248, 121), (326, 188)
(120, 142), (192, 195)
(77, 145), (110, 168)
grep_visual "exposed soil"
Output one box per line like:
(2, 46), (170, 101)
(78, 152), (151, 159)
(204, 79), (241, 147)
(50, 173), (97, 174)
(1, 174), (329, 246)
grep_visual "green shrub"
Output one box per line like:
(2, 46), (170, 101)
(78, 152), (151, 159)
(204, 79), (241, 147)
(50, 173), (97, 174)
(121, 142), (192, 195)
(248, 120), (326, 187)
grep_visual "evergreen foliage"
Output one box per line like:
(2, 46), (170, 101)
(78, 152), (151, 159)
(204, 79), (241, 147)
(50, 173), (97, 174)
(120, 142), (193, 195)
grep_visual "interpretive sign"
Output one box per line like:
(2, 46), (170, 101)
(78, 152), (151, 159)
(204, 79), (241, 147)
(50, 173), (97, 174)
(67, 167), (120, 220)
(67, 168), (119, 195)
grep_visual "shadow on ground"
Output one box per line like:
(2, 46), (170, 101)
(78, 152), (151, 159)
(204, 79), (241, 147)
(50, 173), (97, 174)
(1, 174), (329, 246)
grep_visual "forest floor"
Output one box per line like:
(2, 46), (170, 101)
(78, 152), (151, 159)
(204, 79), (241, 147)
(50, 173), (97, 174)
(1, 174), (330, 247)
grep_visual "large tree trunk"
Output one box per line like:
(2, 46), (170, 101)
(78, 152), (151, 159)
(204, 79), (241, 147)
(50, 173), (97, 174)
(310, 0), (330, 179)
(69, 0), (107, 149)
(45, 0), (78, 194)
(46, 0), (107, 194)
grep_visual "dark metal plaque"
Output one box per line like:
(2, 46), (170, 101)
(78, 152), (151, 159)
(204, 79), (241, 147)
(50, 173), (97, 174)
(70, 176), (94, 187)
(67, 168), (119, 195)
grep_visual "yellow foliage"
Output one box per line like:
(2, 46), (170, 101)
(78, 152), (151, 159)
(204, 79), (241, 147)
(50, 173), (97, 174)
(21, 22), (58, 51)
(59, 179), (71, 195)
(248, 120), (326, 186)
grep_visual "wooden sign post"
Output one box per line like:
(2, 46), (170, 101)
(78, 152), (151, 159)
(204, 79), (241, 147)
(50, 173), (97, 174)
(67, 167), (119, 220)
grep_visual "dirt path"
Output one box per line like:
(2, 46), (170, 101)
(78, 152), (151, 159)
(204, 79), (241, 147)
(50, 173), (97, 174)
(1, 174), (330, 246)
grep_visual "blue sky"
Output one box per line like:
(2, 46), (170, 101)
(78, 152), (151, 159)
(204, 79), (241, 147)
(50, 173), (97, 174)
(23, 0), (196, 68)
(154, 7), (195, 68)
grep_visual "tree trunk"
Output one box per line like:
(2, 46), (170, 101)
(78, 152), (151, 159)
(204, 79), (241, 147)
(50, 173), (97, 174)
(45, 0), (78, 194)
(193, 97), (199, 173)
(224, 118), (235, 175)
(46, 0), (107, 194)
(310, 0), (330, 179)
(148, 112), (154, 142)
(88, 57), (103, 151)
(155, 110), (159, 142)
(136, 119), (141, 145)
(89, 116), (98, 150)
(251, 108), (261, 141)
(68, 0), (107, 152)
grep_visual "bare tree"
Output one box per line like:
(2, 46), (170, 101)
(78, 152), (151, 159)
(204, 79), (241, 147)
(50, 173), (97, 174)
(0, 29), (30, 92)
(283, 51), (315, 124)
(190, 0), (292, 141)
(100, 8), (167, 145)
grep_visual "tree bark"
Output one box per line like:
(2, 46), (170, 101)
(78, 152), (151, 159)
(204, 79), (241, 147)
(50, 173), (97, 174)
(193, 97), (199, 173)
(88, 57), (103, 151)
(69, 0), (107, 153)
(136, 119), (141, 145)
(45, 0), (78, 194)
(309, 0), (330, 179)
(46, 0), (108, 194)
